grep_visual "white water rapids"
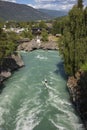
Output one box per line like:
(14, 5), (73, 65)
(0, 50), (85, 130)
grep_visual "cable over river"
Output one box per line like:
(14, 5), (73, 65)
(0, 50), (85, 130)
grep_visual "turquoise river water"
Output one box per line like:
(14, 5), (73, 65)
(0, 50), (85, 130)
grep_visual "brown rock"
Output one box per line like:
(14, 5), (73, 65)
(0, 71), (11, 78)
(67, 71), (87, 129)
(17, 39), (58, 51)
(11, 54), (24, 67)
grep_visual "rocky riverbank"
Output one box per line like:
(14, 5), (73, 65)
(17, 39), (58, 51)
(67, 70), (87, 129)
(0, 36), (58, 86)
(0, 53), (24, 86)
(0, 38), (58, 86)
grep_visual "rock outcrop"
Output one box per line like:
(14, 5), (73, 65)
(0, 53), (24, 85)
(67, 70), (87, 129)
(17, 39), (58, 51)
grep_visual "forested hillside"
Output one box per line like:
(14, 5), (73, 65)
(0, 1), (51, 21)
(38, 9), (68, 18)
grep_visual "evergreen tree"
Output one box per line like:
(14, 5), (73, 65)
(41, 28), (48, 42)
(38, 21), (47, 29)
(59, 0), (87, 75)
(0, 25), (17, 65)
(21, 29), (33, 40)
(52, 16), (69, 35)
(84, 7), (87, 35)
(77, 0), (83, 9)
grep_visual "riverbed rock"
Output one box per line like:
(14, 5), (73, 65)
(41, 41), (58, 50)
(17, 39), (58, 51)
(0, 53), (24, 86)
(11, 53), (24, 67)
(67, 71), (87, 129)
(0, 71), (11, 78)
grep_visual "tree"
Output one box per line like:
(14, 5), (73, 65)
(21, 29), (33, 40)
(52, 16), (69, 35)
(77, 0), (83, 9)
(59, 1), (87, 75)
(0, 25), (17, 66)
(84, 7), (87, 35)
(38, 21), (47, 29)
(41, 29), (48, 42)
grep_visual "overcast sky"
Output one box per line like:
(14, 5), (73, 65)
(1, 0), (87, 11)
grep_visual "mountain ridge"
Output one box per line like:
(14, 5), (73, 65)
(0, 1), (51, 21)
(38, 9), (68, 18)
(0, 1), (68, 21)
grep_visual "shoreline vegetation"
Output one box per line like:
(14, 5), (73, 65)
(0, 0), (87, 129)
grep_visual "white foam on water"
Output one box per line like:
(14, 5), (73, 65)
(42, 82), (57, 93)
(49, 119), (65, 130)
(36, 55), (48, 60)
(0, 107), (5, 125)
(15, 90), (43, 130)
(15, 104), (42, 130)
(50, 76), (61, 81)
(49, 72), (62, 85)
(45, 87), (84, 130)
(49, 110), (84, 130)
(51, 101), (84, 130)
(0, 94), (12, 126)
(0, 50), (85, 130)
(50, 93), (70, 107)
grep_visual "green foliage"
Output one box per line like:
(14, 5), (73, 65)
(6, 21), (17, 28)
(84, 7), (87, 34)
(0, 25), (17, 65)
(21, 29), (33, 40)
(81, 62), (87, 71)
(59, 1), (87, 75)
(41, 29), (48, 42)
(77, 0), (83, 9)
(7, 31), (20, 43)
(38, 21), (47, 29)
(52, 16), (69, 35)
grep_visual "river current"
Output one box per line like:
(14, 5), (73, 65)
(0, 50), (85, 130)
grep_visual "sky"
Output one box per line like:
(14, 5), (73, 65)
(1, 0), (87, 11)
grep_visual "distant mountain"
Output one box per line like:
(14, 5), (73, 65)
(38, 9), (68, 18)
(0, 1), (51, 21)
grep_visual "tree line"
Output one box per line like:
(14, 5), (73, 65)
(0, 25), (18, 66)
(0, 20), (50, 66)
(58, 0), (87, 75)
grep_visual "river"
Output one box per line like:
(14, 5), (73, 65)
(0, 50), (85, 130)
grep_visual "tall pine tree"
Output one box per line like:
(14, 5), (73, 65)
(77, 0), (83, 9)
(59, 0), (87, 75)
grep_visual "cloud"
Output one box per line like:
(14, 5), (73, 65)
(31, 0), (77, 11)
(28, 4), (36, 9)
(28, 0), (87, 11)
(1, 0), (16, 2)
(2, 0), (87, 11)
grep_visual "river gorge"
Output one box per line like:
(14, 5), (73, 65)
(0, 50), (85, 130)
